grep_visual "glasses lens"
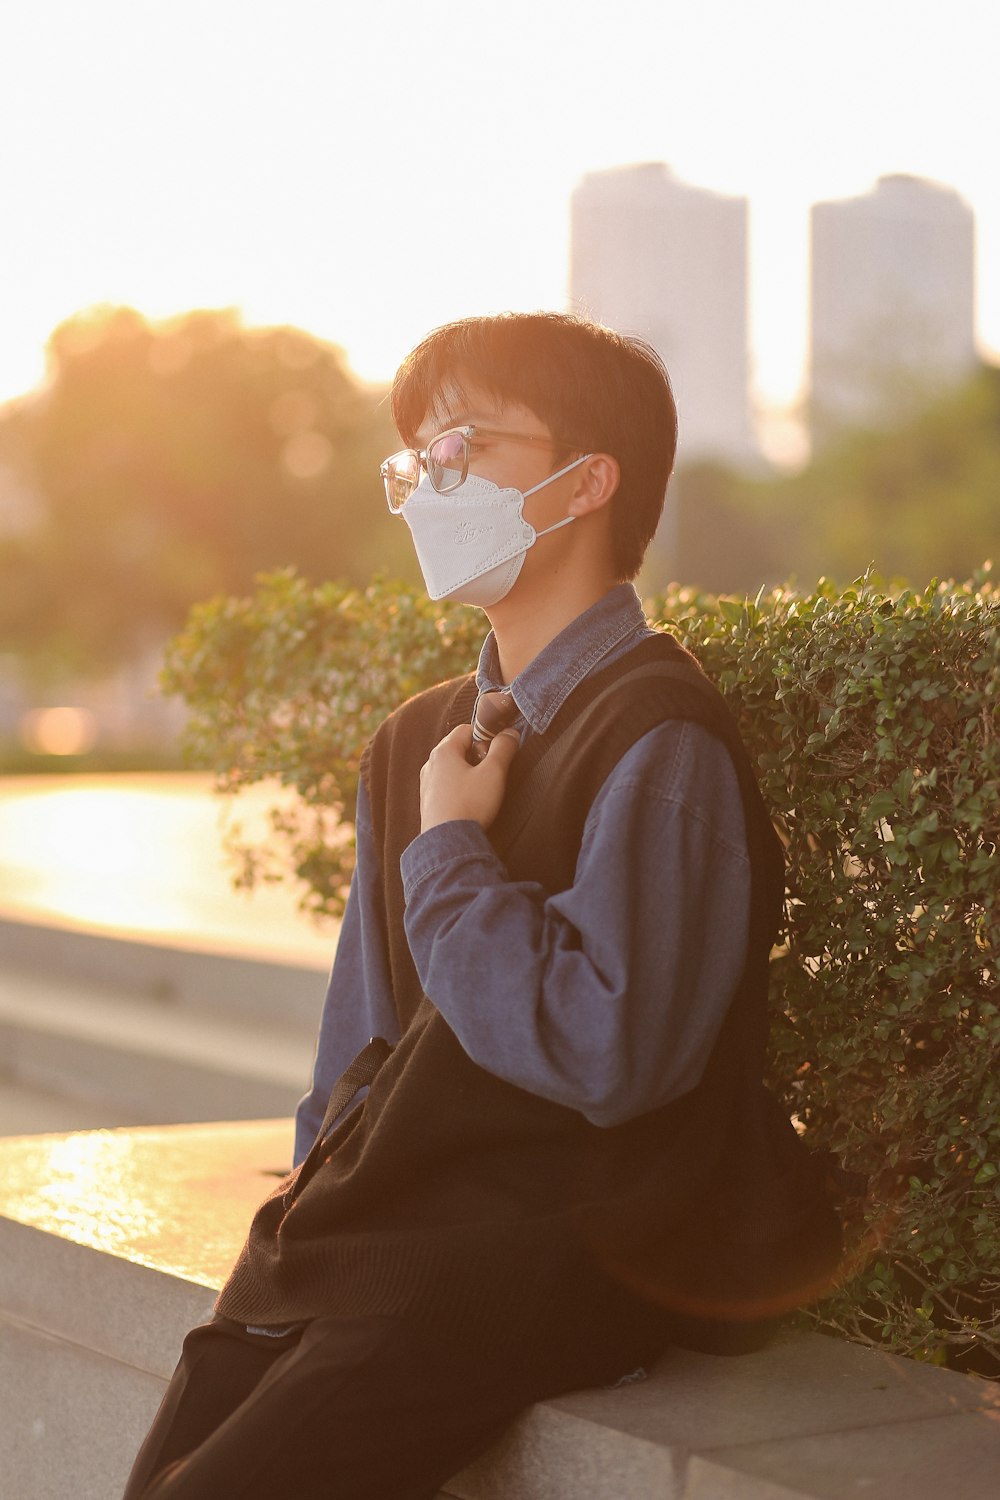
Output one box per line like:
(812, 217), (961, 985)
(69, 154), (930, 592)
(383, 451), (419, 511)
(426, 430), (468, 493)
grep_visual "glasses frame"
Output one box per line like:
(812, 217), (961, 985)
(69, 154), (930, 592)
(380, 424), (576, 512)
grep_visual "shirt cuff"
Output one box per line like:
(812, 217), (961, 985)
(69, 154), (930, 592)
(401, 820), (505, 902)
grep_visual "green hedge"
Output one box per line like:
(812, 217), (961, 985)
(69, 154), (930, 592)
(162, 565), (1000, 1376)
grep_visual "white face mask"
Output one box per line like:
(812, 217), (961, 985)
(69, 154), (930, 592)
(401, 453), (592, 608)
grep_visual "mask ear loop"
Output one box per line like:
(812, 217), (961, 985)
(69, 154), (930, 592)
(523, 451), (593, 538)
(522, 452), (594, 498)
(533, 514), (576, 539)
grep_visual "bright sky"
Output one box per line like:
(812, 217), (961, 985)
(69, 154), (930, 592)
(1, 0), (997, 418)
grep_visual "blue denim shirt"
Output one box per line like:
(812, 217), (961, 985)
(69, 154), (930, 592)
(294, 584), (750, 1164)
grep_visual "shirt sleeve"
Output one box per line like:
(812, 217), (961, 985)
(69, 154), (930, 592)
(292, 780), (402, 1165)
(400, 719), (751, 1128)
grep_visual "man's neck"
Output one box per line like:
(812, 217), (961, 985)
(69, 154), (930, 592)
(486, 570), (618, 683)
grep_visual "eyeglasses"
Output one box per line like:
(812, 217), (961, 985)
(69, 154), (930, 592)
(380, 425), (573, 512)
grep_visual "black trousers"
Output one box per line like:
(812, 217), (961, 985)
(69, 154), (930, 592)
(122, 1280), (673, 1500)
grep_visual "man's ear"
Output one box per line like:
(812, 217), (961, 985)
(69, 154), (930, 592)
(566, 454), (620, 517)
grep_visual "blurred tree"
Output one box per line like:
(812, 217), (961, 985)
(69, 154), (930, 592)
(669, 363), (1000, 595)
(0, 306), (416, 676)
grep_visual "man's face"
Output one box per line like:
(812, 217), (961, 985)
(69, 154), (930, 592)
(414, 379), (578, 533)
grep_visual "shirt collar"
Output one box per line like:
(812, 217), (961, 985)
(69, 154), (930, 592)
(475, 583), (650, 735)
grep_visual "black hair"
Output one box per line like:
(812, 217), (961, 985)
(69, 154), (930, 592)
(390, 312), (677, 580)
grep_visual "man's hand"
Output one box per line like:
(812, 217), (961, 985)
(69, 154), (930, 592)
(419, 724), (520, 833)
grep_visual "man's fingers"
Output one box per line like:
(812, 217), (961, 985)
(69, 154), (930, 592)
(433, 724), (473, 759)
(418, 724), (517, 832)
(485, 727), (521, 769)
(423, 724), (473, 768)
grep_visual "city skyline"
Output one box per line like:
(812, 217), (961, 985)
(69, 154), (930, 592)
(810, 174), (976, 437)
(570, 164), (753, 463)
(1, 161), (988, 411)
(1, 1), (998, 431)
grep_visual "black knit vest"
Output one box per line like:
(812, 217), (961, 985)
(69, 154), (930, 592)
(216, 634), (841, 1348)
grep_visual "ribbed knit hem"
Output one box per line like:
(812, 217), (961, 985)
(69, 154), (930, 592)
(215, 1214), (591, 1352)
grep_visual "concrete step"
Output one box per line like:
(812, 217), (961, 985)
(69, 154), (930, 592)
(0, 1076), (146, 1135)
(0, 923), (328, 1128)
(0, 915), (330, 1026)
(0, 969), (319, 1126)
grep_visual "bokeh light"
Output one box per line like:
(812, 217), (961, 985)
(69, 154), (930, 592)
(19, 707), (98, 757)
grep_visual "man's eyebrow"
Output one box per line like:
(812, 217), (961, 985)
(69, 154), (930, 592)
(453, 412), (502, 429)
(417, 410), (494, 439)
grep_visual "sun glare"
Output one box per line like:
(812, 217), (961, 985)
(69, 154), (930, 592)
(0, 777), (336, 965)
(1, 3), (996, 415)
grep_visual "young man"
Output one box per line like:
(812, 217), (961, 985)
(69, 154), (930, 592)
(124, 313), (840, 1500)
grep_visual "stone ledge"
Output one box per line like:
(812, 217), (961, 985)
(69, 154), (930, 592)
(450, 1334), (1000, 1500)
(1, 1121), (997, 1500)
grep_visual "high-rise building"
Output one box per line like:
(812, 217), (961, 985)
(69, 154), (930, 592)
(569, 163), (752, 464)
(809, 174), (976, 439)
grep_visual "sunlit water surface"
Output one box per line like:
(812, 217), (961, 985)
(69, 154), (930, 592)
(0, 773), (337, 967)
